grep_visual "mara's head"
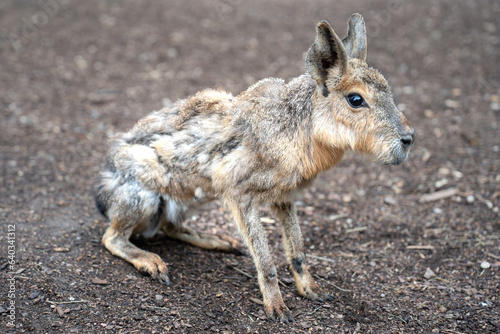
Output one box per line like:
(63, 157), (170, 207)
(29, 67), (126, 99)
(307, 14), (415, 165)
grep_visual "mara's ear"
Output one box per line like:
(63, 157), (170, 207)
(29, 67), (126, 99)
(306, 20), (349, 96)
(342, 13), (367, 61)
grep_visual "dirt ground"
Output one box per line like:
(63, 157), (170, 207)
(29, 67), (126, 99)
(1, 0), (499, 333)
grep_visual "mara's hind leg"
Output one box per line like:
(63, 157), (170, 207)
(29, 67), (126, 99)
(162, 220), (243, 254)
(103, 220), (170, 284)
(100, 184), (170, 284)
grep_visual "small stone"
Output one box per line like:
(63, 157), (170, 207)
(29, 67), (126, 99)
(28, 290), (40, 300)
(384, 196), (396, 206)
(88, 44), (97, 54)
(434, 179), (448, 189)
(402, 86), (414, 94)
(445, 99), (459, 108)
(433, 207), (443, 214)
(433, 128), (443, 138)
(74, 55), (88, 70)
(424, 267), (436, 279)
(483, 22), (497, 32)
(91, 278), (109, 285)
(439, 306), (447, 313)
(466, 195), (475, 204)
(422, 149), (432, 162)
(424, 109), (434, 118)
(355, 189), (366, 197)
(155, 294), (166, 307)
(167, 47), (178, 58)
(0, 306), (6, 313)
(438, 167), (450, 175)
(56, 306), (65, 317)
(90, 110), (100, 119)
(451, 88), (462, 96)
(480, 261), (491, 269)
(300, 321), (311, 329)
(451, 170), (463, 179)
(491, 102), (500, 111)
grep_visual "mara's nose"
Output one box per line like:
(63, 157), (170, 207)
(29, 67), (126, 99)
(400, 128), (415, 149)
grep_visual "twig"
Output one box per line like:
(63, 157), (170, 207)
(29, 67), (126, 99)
(313, 274), (351, 292)
(428, 277), (451, 283)
(308, 254), (336, 263)
(241, 310), (255, 322)
(443, 330), (466, 334)
(47, 300), (88, 305)
(419, 188), (457, 203)
(328, 214), (348, 221)
(293, 310), (304, 319)
(486, 252), (500, 260)
(144, 304), (169, 310)
(307, 305), (322, 315)
(406, 245), (435, 250)
(387, 313), (407, 324)
(360, 241), (373, 248)
(249, 297), (263, 305)
(231, 266), (253, 279)
(345, 226), (367, 234)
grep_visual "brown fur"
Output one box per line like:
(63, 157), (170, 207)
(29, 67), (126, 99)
(93, 14), (415, 323)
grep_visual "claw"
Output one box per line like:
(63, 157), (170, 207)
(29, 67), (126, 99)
(160, 272), (170, 286)
(265, 306), (293, 324)
(146, 262), (170, 286)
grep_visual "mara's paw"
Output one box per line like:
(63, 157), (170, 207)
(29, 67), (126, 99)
(263, 297), (294, 324)
(295, 275), (334, 301)
(134, 253), (170, 285)
(302, 284), (333, 301)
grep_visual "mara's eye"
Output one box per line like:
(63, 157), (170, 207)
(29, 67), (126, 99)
(346, 93), (366, 108)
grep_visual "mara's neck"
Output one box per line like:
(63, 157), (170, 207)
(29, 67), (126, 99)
(286, 75), (347, 181)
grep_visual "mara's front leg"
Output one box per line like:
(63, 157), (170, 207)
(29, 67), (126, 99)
(274, 202), (331, 301)
(228, 200), (294, 323)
